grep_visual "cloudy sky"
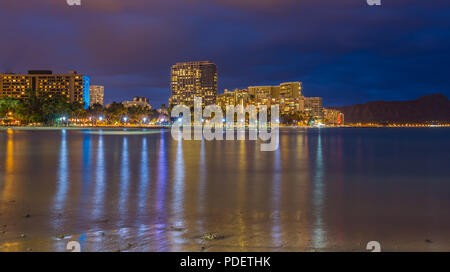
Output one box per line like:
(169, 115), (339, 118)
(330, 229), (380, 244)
(1, 0), (449, 107)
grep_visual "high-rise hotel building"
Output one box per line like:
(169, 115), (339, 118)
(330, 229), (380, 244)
(89, 85), (104, 106)
(279, 82), (302, 98)
(169, 61), (217, 108)
(0, 70), (90, 109)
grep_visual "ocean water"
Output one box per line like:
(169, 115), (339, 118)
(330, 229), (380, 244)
(0, 127), (449, 252)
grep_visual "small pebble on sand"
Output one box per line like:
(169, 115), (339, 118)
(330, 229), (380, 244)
(201, 233), (217, 240)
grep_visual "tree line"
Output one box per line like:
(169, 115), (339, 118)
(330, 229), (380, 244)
(0, 90), (159, 126)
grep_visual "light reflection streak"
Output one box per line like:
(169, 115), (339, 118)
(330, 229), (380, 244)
(237, 140), (247, 248)
(172, 136), (185, 223)
(197, 138), (206, 213)
(119, 137), (129, 220)
(156, 133), (167, 213)
(271, 137), (282, 246)
(295, 132), (310, 247)
(54, 130), (68, 212)
(312, 131), (326, 248)
(167, 136), (185, 250)
(155, 133), (168, 248)
(196, 138), (207, 236)
(92, 135), (105, 219)
(1, 130), (14, 201)
(138, 137), (149, 215)
(81, 134), (92, 204)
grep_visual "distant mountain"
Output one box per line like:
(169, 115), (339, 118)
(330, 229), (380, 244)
(334, 94), (450, 124)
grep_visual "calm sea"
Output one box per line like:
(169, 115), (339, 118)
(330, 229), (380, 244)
(0, 127), (450, 251)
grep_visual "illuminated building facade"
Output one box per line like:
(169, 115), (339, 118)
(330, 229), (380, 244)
(219, 81), (323, 119)
(247, 82), (303, 112)
(323, 108), (344, 125)
(279, 97), (305, 114)
(248, 86), (278, 100)
(0, 70), (90, 109)
(217, 89), (235, 108)
(248, 82), (301, 100)
(169, 61), (217, 108)
(279, 82), (301, 98)
(122, 97), (151, 109)
(217, 89), (253, 108)
(89, 85), (104, 106)
(304, 97), (323, 119)
(247, 86), (278, 109)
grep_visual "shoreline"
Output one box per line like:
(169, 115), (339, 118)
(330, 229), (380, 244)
(1, 125), (450, 130)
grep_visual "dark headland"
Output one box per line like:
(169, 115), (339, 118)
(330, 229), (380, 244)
(334, 94), (450, 124)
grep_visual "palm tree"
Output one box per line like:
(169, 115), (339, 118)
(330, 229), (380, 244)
(0, 97), (22, 125)
(106, 102), (127, 123)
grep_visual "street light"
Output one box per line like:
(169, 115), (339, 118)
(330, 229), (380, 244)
(143, 117), (147, 123)
(60, 116), (67, 127)
(99, 116), (104, 121)
(123, 117), (128, 123)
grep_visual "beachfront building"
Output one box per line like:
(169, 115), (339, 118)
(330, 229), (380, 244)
(323, 108), (344, 125)
(304, 97), (323, 120)
(89, 85), (104, 106)
(247, 82), (304, 113)
(0, 70), (90, 109)
(217, 89), (253, 109)
(279, 82), (302, 98)
(169, 61), (217, 108)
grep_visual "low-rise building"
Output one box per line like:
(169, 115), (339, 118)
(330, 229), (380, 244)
(122, 97), (151, 109)
(217, 89), (253, 109)
(323, 108), (344, 125)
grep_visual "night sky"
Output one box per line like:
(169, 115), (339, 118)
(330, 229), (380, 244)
(1, 0), (449, 107)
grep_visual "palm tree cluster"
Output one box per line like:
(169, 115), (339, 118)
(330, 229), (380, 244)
(0, 93), (84, 125)
(90, 102), (159, 124)
(0, 90), (159, 126)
